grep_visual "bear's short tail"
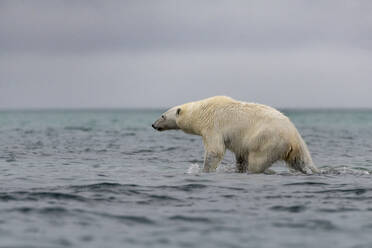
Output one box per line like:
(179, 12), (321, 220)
(285, 134), (320, 174)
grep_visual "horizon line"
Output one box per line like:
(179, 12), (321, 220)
(1, 106), (372, 112)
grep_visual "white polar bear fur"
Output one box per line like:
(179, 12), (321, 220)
(152, 96), (319, 174)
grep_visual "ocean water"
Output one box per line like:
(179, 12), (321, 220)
(1, 109), (372, 248)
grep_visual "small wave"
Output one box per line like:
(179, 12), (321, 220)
(270, 205), (307, 213)
(168, 215), (212, 223)
(183, 178), (213, 183)
(132, 149), (154, 153)
(122, 149), (154, 155)
(69, 183), (185, 203)
(0, 192), (87, 202)
(97, 212), (155, 225)
(8, 207), (156, 225)
(5, 157), (16, 162)
(69, 183), (140, 194)
(71, 182), (136, 189)
(284, 182), (329, 186)
(9, 206), (69, 215)
(68, 183), (143, 200)
(187, 159), (203, 163)
(147, 194), (182, 202)
(0, 194), (17, 201)
(313, 188), (370, 195)
(317, 207), (360, 213)
(115, 215), (155, 225)
(273, 219), (338, 230)
(155, 183), (207, 192)
(38, 207), (70, 214)
(161, 147), (178, 152)
(31, 192), (87, 201)
(221, 194), (236, 199)
(64, 126), (92, 132)
(121, 132), (136, 137)
(217, 186), (246, 191)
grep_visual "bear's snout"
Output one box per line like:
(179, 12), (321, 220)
(152, 123), (158, 130)
(152, 122), (163, 131)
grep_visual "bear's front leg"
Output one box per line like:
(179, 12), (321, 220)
(202, 134), (225, 172)
(203, 151), (224, 172)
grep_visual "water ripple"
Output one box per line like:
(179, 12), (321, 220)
(64, 126), (93, 132)
(273, 219), (338, 230)
(154, 183), (208, 192)
(168, 215), (212, 223)
(270, 205), (307, 213)
(284, 182), (329, 186)
(0, 192), (87, 202)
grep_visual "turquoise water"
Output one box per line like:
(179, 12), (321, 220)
(0, 109), (372, 247)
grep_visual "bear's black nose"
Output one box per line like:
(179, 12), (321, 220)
(152, 124), (155, 129)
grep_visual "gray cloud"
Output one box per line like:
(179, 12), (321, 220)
(0, 0), (371, 108)
(1, 0), (371, 53)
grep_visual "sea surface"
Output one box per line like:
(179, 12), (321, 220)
(0, 109), (372, 248)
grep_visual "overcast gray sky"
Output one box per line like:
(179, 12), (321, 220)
(1, 0), (371, 109)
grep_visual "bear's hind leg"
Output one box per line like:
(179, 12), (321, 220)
(248, 151), (278, 173)
(235, 154), (248, 173)
(286, 160), (313, 174)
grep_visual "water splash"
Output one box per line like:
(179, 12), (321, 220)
(216, 163), (235, 173)
(187, 163), (236, 174)
(320, 166), (370, 176)
(187, 164), (201, 174)
(187, 163), (371, 176)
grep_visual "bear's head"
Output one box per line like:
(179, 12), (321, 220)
(152, 106), (182, 131)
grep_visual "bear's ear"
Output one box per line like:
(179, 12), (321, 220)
(176, 108), (181, 116)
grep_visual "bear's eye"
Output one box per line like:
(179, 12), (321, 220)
(161, 115), (165, 119)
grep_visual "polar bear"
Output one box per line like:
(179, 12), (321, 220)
(152, 96), (319, 174)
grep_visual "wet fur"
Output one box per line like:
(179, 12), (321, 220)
(153, 96), (319, 174)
